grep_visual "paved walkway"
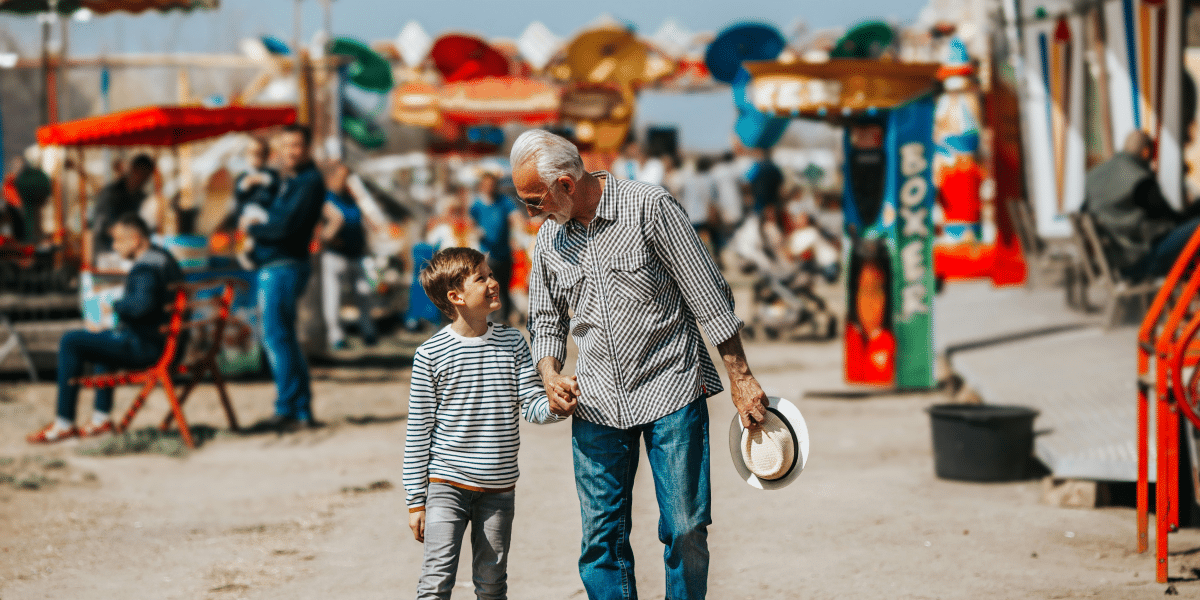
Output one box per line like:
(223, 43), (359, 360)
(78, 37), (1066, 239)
(936, 282), (1153, 482)
(934, 281), (1097, 354)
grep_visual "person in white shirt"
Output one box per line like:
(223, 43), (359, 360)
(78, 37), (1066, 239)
(680, 156), (720, 263)
(637, 153), (665, 187)
(681, 156), (717, 227)
(711, 152), (748, 253)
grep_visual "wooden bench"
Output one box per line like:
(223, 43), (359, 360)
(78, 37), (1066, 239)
(1066, 212), (1160, 328)
(72, 278), (250, 449)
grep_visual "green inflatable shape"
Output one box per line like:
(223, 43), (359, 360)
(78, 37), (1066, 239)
(329, 37), (394, 94)
(830, 21), (896, 60)
(342, 115), (386, 149)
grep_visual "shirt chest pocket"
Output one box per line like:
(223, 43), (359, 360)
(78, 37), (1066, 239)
(609, 250), (665, 304)
(552, 265), (585, 312)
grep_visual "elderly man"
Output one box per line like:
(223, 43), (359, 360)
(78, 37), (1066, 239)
(512, 129), (769, 600)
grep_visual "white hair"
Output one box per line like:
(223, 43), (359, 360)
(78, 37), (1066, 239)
(509, 129), (585, 186)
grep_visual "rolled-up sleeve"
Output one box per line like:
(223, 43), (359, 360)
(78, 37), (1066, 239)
(649, 193), (743, 346)
(527, 234), (569, 366)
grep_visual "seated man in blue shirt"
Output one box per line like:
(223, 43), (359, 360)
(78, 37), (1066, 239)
(28, 212), (184, 443)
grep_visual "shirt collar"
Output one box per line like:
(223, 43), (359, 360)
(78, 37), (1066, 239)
(441, 322), (496, 345)
(591, 170), (618, 223)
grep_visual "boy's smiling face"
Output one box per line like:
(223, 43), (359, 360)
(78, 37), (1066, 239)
(449, 261), (501, 319)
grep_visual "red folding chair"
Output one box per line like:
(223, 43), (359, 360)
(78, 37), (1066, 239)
(72, 280), (246, 449)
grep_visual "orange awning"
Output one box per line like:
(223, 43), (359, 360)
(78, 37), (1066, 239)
(37, 105), (296, 147)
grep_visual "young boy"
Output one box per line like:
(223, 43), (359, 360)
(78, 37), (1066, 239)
(403, 247), (574, 600)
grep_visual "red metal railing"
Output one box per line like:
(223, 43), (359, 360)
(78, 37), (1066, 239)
(1136, 226), (1200, 583)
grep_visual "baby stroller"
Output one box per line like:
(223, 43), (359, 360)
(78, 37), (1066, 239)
(729, 214), (838, 341)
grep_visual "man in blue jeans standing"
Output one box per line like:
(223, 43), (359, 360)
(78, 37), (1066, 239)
(242, 124), (326, 431)
(513, 130), (770, 600)
(28, 213), (183, 443)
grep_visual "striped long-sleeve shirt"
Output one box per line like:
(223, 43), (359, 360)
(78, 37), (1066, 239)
(528, 171), (743, 429)
(403, 323), (561, 511)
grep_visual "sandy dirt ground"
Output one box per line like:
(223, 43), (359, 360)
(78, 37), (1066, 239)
(3, 298), (1200, 599)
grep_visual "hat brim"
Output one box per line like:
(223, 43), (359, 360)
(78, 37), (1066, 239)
(728, 396), (809, 490)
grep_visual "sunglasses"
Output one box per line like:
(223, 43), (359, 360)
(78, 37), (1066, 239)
(520, 181), (563, 210)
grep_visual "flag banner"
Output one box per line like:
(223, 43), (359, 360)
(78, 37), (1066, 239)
(887, 97), (937, 389)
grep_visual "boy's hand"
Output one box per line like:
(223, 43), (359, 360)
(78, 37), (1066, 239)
(409, 511), (425, 542)
(546, 373), (579, 417)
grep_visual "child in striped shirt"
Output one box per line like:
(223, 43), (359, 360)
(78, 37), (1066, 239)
(403, 247), (574, 600)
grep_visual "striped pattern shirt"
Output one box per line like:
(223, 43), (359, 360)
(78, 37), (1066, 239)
(403, 323), (562, 511)
(529, 171), (743, 429)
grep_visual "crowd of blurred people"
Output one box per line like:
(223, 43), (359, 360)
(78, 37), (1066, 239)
(5, 125), (845, 439)
(607, 139), (840, 284)
(1, 129), (843, 346)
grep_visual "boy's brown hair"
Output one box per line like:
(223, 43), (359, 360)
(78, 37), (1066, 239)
(419, 247), (487, 320)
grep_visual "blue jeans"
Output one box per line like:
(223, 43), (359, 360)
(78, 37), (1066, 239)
(1129, 217), (1200, 282)
(257, 261), (313, 420)
(55, 329), (162, 421)
(418, 483), (515, 600)
(572, 398), (711, 600)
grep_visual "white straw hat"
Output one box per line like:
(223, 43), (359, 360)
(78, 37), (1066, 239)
(728, 396), (808, 490)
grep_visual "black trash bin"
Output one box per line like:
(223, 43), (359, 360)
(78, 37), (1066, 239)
(926, 404), (1040, 482)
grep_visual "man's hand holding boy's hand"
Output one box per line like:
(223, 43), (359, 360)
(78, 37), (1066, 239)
(546, 373), (579, 417)
(409, 511), (425, 542)
(537, 357), (579, 417)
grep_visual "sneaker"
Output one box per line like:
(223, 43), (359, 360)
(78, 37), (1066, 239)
(27, 423), (80, 444)
(80, 420), (116, 437)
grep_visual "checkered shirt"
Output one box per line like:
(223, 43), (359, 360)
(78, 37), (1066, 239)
(528, 171), (743, 429)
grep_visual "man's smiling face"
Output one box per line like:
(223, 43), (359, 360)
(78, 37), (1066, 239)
(513, 162), (575, 226)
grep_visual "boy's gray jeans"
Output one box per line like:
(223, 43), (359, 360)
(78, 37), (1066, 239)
(417, 483), (515, 600)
